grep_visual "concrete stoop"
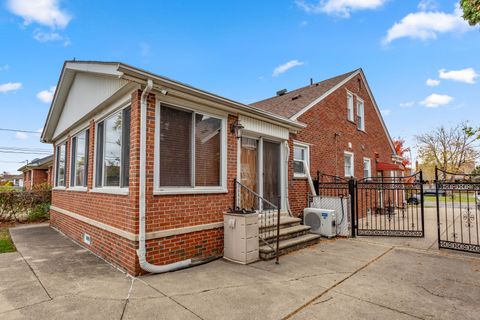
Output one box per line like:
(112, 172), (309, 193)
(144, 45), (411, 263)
(259, 216), (320, 260)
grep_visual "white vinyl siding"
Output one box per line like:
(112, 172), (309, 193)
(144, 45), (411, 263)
(344, 152), (354, 178)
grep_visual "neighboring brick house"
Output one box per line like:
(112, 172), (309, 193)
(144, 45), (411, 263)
(41, 61), (306, 275)
(18, 155), (53, 190)
(251, 69), (403, 216)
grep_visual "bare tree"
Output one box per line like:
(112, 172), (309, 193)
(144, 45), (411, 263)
(415, 123), (480, 175)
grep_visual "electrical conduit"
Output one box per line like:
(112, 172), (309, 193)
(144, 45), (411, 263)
(136, 79), (192, 273)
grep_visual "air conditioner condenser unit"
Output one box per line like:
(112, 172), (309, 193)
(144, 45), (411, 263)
(303, 208), (337, 238)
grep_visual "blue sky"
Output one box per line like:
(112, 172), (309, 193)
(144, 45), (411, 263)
(0, 0), (479, 173)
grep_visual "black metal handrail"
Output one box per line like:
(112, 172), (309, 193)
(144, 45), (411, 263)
(231, 178), (281, 264)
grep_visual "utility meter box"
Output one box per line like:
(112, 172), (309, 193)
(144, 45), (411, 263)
(223, 212), (259, 264)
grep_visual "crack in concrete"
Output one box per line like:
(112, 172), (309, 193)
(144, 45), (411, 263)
(15, 249), (53, 301)
(281, 246), (395, 320)
(119, 277), (135, 320)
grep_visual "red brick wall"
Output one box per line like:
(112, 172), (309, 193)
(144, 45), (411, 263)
(288, 74), (395, 216)
(23, 169), (49, 191)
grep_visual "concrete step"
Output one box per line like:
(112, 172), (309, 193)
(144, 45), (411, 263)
(259, 233), (321, 260)
(259, 216), (301, 230)
(263, 224), (311, 242)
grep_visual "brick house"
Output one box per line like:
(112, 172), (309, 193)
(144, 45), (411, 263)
(41, 61), (308, 275)
(251, 69), (403, 216)
(18, 155), (53, 190)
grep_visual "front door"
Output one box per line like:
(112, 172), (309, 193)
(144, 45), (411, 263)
(240, 137), (258, 210)
(263, 140), (281, 209)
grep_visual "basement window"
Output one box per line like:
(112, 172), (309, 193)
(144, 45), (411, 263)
(95, 107), (130, 188)
(155, 103), (227, 194)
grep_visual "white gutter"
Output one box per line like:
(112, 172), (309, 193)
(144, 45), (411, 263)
(136, 79), (191, 273)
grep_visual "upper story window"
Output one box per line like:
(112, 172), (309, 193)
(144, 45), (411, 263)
(157, 104), (225, 191)
(55, 142), (67, 187)
(344, 152), (354, 178)
(347, 92), (354, 122)
(293, 143), (309, 177)
(70, 129), (89, 187)
(95, 107), (131, 188)
(357, 99), (365, 131)
(363, 157), (371, 179)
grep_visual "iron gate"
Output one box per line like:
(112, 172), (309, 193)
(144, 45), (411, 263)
(355, 172), (425, 237)
(436, 168), (480, 253)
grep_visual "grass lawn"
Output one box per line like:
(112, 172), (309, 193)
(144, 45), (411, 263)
(424, 194), (478, 203)
(0, 228), (15, 253)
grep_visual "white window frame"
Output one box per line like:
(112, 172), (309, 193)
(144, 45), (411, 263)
(154, 102), (228, 195)
(54, 140), (67, 189)
(344, 151), (354, 178)
(363, 157), (372, 179)
(357, 98), (365, 131)
(293, 142), (310, 178)
(69, 128), (89, 190)
(347, 91), (354, 122)
(91, 105), (130, 195)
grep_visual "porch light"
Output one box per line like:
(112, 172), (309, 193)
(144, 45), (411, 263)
(230, 120), (244, 138)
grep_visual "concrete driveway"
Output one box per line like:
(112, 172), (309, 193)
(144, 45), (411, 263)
(1, 219), (479, 320)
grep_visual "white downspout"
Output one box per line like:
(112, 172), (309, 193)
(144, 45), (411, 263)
(303, 160), (317, 196)
(284, 141), (293, 216)
(136, 79), (191, 273)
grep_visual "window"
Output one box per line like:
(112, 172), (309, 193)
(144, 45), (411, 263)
(70, 129), (89, 187)
(357, 99), (365, 131)
(293, 143), (309, 177)
(347, 92), (354, 122)
(95, 107), (130, 188)
(55, 142), (67, 187)
(158, 104), (224, 189)
(344, 152), (354, 177)
(363, 158), (371, 179)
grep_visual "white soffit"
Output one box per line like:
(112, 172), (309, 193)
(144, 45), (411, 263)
(53, 72), (129, 138)
(239, 115), (289, 140)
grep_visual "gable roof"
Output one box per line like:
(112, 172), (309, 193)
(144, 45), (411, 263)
(18, 155), (53, 172)
(251, 70), (359, 119)
(41, 61), (306, 143)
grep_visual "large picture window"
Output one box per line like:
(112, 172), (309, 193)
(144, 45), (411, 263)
(95, 107), (130, 188)
(55, 142), (67, 187)
(70, 129), (89, 187)
(158, 104), (223, 190)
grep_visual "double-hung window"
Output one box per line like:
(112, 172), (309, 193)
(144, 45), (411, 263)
(344, 152), (354, 178)
(157, 104), (225, 191)
(70, 129), (89, 187)
(293, 143), (309, 177)
(55, 142), (67, 187)
(347, 92), (354, 122)
(95, 107), (130, 188)
(357, 99), (365, 131)
(363, 158), (371, 179)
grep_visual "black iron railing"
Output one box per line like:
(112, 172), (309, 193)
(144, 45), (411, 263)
(230, 178), (280, 263)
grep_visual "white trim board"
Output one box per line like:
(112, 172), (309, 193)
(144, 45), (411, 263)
(50, 205), (223, 241)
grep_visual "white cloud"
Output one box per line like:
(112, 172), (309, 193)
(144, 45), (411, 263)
(426, 78), (440, 87)
(36, 86), (56, 103)
(33, 29), (70, 45)
(15, 132), (28, 140)
(0, 82), (22, 93)
(439, 68), (479, 84)
(295, 0), (386, 18)
(400, 101), (415, 107)
(7, 0), (71, 29)
(381, 109), (391, 116)
(272, 60), (304, 77)
(383, 5), (470, 44)
(420, 93), (453, 108)
(418, 0), (438, 11)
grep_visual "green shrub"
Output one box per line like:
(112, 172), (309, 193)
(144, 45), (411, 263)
(0, 190), (51, 222)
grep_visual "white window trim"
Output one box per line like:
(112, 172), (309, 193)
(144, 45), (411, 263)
(293, 142), (310, 179)
(69, 128), (88, 188)
(55, 139), (68, 187)
(344, 151), (354, 178)
(347, 91), (354, 122)
(153, 101), (228, 195)
(92, 105), (130, 194)
(363, 157), (372, 179)
(356, 98), (365, 132)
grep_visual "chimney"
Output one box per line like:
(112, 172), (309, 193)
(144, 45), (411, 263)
(310, 78), (313, 86)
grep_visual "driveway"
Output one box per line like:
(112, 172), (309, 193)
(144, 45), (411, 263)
(0, 221), (479, 320)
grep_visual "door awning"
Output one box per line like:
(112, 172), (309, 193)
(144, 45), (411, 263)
(376, 161), (404, 171)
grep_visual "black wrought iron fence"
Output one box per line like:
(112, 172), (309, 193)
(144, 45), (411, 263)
(231, 178), (280, 263)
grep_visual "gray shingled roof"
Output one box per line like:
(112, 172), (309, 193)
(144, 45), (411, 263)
(250, 69), (359, 119)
